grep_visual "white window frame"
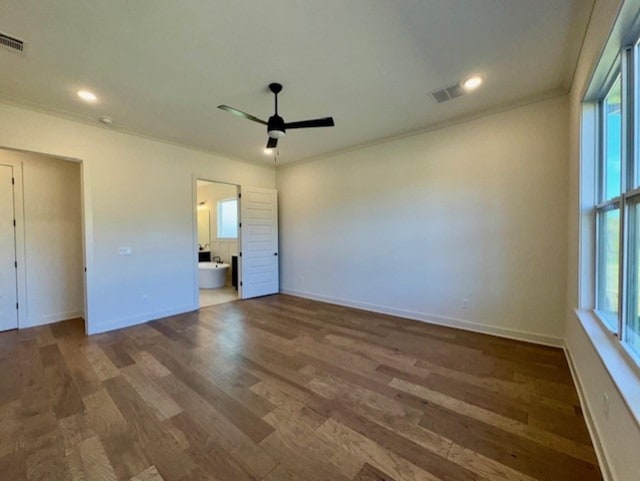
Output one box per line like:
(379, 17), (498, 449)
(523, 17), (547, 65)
(593, 43), (640, 367)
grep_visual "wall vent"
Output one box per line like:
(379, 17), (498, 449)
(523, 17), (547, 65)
(0, 32), (25, 53)
(429, 83), (465, 104)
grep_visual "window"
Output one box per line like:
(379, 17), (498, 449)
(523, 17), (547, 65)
(217, 198), (238, 239)
(593, 44), (640, 363)
(596, 75), (622, 331)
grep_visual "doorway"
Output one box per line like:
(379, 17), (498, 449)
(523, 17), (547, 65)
(0, 164), (18, 330)
(196, 179), (240, 307)
(0, 148), (85, 331)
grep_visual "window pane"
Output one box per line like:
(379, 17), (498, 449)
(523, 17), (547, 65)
(603, 76), (622, 201)
(217, 199), (237, 238)
(597, 207), (620, 330)
(626, 200), (640, 357)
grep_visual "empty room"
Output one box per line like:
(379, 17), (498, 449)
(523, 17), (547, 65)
(0, 1), (638, 480)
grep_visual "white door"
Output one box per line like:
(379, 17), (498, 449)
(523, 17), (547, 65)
(0, 165), (18, 331)
(239, 187), (279, 299)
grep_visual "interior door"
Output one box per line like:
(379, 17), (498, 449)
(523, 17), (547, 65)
(0, 165), (18, 331)
(239, 187), (279, 299)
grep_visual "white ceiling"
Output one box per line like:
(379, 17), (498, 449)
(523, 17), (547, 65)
(0, 1), (592, 165)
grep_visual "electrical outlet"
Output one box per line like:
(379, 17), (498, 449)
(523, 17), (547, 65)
(461, 298), (470, 310)
(603, 393), (609, 418)
(118, 246), (132, 256)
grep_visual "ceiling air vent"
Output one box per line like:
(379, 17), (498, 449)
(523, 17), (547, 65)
(429, 83), (465, 104)
(0, 32), (25, 53)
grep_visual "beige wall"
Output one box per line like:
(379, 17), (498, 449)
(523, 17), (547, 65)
(0, 101), (275, 334)
(278, 95), (569, 345)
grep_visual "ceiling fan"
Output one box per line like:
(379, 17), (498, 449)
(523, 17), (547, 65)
(218, 82), (335, 150)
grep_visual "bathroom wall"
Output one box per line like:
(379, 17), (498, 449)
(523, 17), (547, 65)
(197, 181), (238, 263)
(0, 101), (275, 334)
(0, 149), (84, 327)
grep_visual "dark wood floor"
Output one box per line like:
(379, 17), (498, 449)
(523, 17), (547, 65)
(0, 294), (602, 481)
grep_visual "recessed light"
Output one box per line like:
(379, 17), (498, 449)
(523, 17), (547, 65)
(77, 89), (98, 103)
(263, 148), (274, 155)
(462, 76), (482, 91)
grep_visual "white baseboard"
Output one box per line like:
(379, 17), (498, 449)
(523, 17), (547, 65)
(87, 304), (196, 335)
(21, 310), (84, 328)
(280, 288), (564, 347)
(564, 345), (613, 481)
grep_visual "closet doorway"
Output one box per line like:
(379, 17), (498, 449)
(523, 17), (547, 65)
(0, 148), (85, 331)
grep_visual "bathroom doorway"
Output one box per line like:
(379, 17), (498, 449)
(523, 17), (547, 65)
(196, 179), (240, 308)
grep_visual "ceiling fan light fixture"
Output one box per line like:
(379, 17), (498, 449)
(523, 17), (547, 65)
(267, 129), (285, 139)
(219, 82), (334, 154)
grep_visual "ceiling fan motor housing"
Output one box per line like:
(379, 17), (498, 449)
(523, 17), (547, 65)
(268, 114), (286, 138)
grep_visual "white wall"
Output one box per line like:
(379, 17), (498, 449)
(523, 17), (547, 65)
(0, 150), (84, 327)
(565, 0), (640, 480)
(277, 96), (569, 345)
(0, 102), (275, 334)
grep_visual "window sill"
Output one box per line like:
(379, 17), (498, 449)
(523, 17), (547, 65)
(575, 309), (640, 428)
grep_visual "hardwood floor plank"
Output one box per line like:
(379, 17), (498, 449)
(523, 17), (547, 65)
(418, 398), (600, 481)
(57, 337), (102, 397)
(148, 345), (275, 443)
(57, 413), (97, 454)
(121, 364), (182, 421)
(83, 387), (128, 439)
(381, 364), (529, 422)
(317, 417), (440, 481)
(0, 294), (602, 481)
(77, 436), (118, 481)
(39, 343), (85, 420)
(0, 448), (27, 481)
(259, 428), (352, 481)
(0, 400), (23, 458)
(391, 377), (597, 463)
(354, 463), (398, 481)
(142, 432), (197, 481)
(129, 465), (164, 481)
(25, 430), (69, 480)
(103, 375), (166, 446)
(169, 412), (255, 481)
(264, 407), (362, 478)
(101, 430), (152, 480)
(333, 409), (483, 481)
(128, 350), (172, 379)
(81, 343), (119, 381)
(64, 447), (88, 481)
(156, 373), (278, 480)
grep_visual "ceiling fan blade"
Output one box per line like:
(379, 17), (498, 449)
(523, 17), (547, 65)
(284, 117), (335, 130)
(217, 105), (268, 125)
(266, 137), (278, 149)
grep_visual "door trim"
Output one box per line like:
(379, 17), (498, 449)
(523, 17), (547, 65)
(0, 160), (26, 327)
